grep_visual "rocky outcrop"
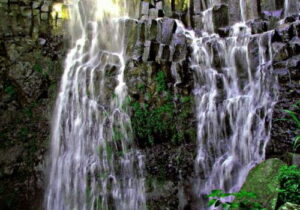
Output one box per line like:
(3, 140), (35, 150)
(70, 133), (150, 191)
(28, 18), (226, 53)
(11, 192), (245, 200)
(0, 0), (66, 209)
(267, 19), (300, 158)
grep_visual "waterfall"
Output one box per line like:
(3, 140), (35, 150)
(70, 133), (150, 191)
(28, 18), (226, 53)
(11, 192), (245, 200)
(176, 0), (278, 208)
(192, 27), (278, 209)
(45, 0), (146, 209)
(284, 0), (300, 17)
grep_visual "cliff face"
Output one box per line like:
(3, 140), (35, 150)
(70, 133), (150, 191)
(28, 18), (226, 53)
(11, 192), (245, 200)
(0, 0), (66, 209)
(0, 0), (299, 209)
(124, 1), (299, 208)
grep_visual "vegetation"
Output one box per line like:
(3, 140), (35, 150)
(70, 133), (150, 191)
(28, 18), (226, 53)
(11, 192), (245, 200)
(277, 165), (300, 206)
(207, 189), (266, 210)
(208, 165), (300, 210)
(130, 70), (193, 146)
(130, 73), (177, 145)
(282, 100), (300, 151)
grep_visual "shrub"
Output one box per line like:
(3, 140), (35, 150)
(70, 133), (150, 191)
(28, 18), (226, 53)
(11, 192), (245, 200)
(277, 165), (300, 205)
(283, 100), (300, 151)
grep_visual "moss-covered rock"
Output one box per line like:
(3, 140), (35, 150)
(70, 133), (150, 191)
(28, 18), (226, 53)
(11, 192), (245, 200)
(125, 61), (195, 147)
(239, 158), (286, 209)
(279, 202), (300, 210)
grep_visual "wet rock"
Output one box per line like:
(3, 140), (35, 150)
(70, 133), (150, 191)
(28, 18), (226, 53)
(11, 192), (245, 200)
(272, 42), (291, 62)
(141, 1), (150, 16)
(142, 41), (160, 62)
(290, 38), (300, 55)
(147, 19), (158, 41)
(149, 8), (158, 19)
(172, 33), (187, 62)
(228, 0), (242, 24)
(155, 1), (163, 10)
(284, 0), (300, 17)
(0, 41), (6, 57)
(192, 14), (203, 31)
(193, 0), (201, 15)
(158, 18), (177, 45)
(210, 40), (226, 70)
(137, 21), (146, 42)
(248, 36), (260, 75)
(247, 19), (269, 34)
(260, 0), (277, 11)
(41, 1), (51, 12)
(244, 0), (260, 21)
(132, 41), (144, 61)
(272, 29), (284, 42)
(124, 19), (138, 57)
(20, 6), (32, 17)
(217, 27), (230, 38)
(161, 44), (171, 61)
(41, 12), (49, 20)
(212, 4), (229, 32)
(293, 21), (300, 37)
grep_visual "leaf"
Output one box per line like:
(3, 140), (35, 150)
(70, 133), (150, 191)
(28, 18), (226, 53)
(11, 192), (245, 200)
(283, 110), (300, 128)
(215, 200), (222, 207)
(220, 193), (232, 198)
(208, 199), (217, 207)
(208, 189), (223, 197)
(222, 203), (231, 210)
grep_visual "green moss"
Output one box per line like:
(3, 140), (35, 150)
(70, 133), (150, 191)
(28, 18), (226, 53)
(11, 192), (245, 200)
(239, 159), (286, 209)
(130, 70), (195, 146)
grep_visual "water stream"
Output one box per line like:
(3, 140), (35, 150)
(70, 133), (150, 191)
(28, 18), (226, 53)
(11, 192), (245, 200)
(45, 0), (145, 210)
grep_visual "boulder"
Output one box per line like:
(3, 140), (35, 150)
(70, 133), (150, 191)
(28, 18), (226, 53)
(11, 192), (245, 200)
(239, 158), (286, 209)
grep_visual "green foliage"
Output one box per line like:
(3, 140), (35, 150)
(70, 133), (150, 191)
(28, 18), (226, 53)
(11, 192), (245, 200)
(277, 165), (300, 205)
(130, 70), (194, 146)
(282, 100), (300, 151)
(208, 189), (266, 210)
(33, 63), (43, 73)
(180, 96), (191, 103)
(4, 85), (15, 96)
(155, 71), (167, 93)
(131, 100), (174, 145)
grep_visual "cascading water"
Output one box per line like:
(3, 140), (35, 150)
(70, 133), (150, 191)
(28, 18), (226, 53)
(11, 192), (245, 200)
(176, 0), (279, 208)
(45, 0), (146, 210)
(284, 0), (300, 17)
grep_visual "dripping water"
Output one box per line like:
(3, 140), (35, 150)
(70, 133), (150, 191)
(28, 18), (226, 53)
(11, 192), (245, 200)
(45, 0), (145, 210)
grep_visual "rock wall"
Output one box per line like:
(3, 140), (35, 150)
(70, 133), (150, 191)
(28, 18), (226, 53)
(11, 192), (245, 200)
(0, 0), (66, 209)
(124, 1), (300, 209)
